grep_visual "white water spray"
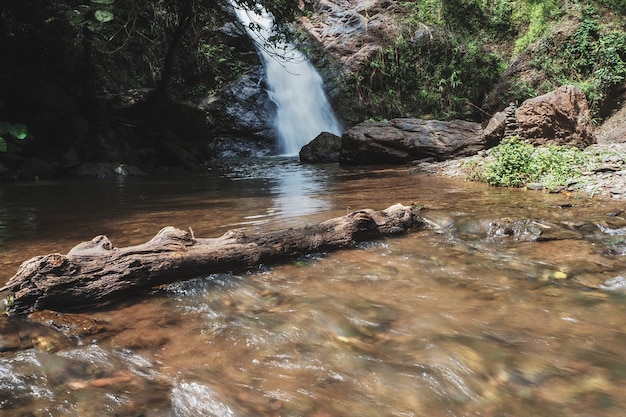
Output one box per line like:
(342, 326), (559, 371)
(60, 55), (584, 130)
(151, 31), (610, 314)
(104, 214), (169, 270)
(231, 4), (343, 155)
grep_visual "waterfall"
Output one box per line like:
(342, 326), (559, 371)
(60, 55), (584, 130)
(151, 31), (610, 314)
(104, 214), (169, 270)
(231, 3), (343, 156)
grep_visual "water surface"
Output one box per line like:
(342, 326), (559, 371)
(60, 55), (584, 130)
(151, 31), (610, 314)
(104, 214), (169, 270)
(1, 157), (626, 416)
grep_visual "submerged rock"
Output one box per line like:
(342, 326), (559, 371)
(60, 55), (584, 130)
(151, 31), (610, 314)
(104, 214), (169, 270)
(600, 276), (626, 291)
(485, 219), (582, 242)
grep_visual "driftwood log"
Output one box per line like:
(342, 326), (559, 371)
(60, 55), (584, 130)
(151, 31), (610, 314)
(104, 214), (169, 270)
(1, 204), (426, 315)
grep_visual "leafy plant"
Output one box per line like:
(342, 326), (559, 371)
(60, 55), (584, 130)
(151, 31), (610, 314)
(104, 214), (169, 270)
(529, 6), (626, 118)
(528, 145), (586, 189)
(348, 25), (502, 120)
(513, 0), (564, 52)
(482, 137), (535, 187)
(477, 137), (590, 189)
(0, 123), (29, 153)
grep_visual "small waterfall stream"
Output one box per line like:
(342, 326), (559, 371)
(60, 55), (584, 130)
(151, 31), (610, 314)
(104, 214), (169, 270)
(231, 3), (343, 155)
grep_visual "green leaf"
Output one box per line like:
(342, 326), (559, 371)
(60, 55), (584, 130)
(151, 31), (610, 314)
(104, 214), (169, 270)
(94, 10), (114, 23)
(7, 124), (27, 140)
(91, 0), (115, 4)
(0, 137), (7, 153)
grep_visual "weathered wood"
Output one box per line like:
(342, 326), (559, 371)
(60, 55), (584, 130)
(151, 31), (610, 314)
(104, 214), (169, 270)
(1, 204), (425, 315)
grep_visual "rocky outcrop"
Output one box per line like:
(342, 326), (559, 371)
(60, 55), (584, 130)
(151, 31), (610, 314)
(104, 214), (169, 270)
(515, 85), (596, 148)
(300, 0), (400, 72)
(300, 132), (342, 163)
(340, 118), (485, 165)
(202, 66), (278, 158)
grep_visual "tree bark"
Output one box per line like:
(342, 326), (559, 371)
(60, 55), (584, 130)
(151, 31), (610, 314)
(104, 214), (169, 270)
(1, 204), (426, 315)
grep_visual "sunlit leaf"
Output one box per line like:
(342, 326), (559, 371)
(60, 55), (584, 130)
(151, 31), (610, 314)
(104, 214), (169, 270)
(91, 0), (115, 4)
(7, 124), (27, 140)
(94, 10), (114, 23)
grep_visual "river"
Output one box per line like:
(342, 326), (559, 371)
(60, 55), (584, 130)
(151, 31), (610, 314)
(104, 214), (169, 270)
(1, 157), (626, 416)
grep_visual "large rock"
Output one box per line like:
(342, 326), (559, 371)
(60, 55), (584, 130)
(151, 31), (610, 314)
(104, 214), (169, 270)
(300, 132), (342, 163)
(516, 85), (596, 148)
(340, 118), (485, 165)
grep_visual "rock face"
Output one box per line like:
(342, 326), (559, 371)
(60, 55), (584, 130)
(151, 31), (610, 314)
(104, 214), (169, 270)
(515, 85), (596, 148)
(300, 132), (342, 163)
(340, 118), (485, 165)
(300, 0), (400, 72)
(202, 67), (278, 157)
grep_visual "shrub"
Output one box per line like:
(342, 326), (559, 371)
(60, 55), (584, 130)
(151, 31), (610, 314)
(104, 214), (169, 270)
(482, 137), (534, 187)
(478, 137), (590, 189)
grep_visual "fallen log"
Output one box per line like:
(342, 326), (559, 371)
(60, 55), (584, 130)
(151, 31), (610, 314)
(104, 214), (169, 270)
(1, 204), (426, 315)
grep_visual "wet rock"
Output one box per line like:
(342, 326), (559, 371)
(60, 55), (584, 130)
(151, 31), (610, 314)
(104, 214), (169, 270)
(300, 131), (342, 163)
(203, 67), (277, 152)
(486, 219), (582, 242)
(600, 276), (626, 291)
(526, 182), (544, 191)
(0, 317), (74, 353)
(28, 310), (106, 339)
(516, 85), (596, 148)
(340, 118), (485, 165)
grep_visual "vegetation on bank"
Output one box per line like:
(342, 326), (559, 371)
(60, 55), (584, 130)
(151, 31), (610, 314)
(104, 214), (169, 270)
(465, 137), (590, 189)
(344, 0), (626, 122)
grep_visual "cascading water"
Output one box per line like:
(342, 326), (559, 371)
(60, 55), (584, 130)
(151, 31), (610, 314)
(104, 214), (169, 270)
(231, 3), (343, 156)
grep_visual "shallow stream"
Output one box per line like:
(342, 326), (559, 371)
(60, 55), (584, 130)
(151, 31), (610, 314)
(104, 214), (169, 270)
(1, 157), (626, 416)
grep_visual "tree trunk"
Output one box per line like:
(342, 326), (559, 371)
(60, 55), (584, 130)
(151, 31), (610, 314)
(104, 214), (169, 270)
(152, 0), (194, 103)
(1, 204), (426, 315)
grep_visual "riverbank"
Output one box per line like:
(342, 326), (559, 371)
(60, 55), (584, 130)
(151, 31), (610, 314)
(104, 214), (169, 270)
(411, 140), (626, 201)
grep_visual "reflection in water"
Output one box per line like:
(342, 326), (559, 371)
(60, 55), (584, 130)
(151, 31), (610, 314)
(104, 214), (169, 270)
(0, 186), (38, 249)
(1, 158), (626, 416)
(233, 158), (331, 225)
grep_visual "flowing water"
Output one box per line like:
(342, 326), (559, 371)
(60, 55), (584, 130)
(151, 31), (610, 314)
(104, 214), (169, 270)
(231, 4), (343, 155)
(1, 158), (626, 417)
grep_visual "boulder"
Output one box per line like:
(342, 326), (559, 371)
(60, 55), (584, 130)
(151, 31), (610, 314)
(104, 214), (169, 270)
(516, 85), (596, 148)
(300, 132), (342, 163)
(340, 118), (485, 165)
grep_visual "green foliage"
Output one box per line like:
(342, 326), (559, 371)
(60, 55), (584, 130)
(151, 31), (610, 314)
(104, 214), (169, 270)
(348, 23), (503, 120)
(478, 137), (589, 189)
(400, 0), (513, 38)
(63, 0), (116, 31)
(529, 145), (586, 189)
(530, 6), (626, 117)
(593, 0), (626, 13)
(482, 137), (535, 187)
(0, 122), (29, 153)
(513, 0), (564, 52)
